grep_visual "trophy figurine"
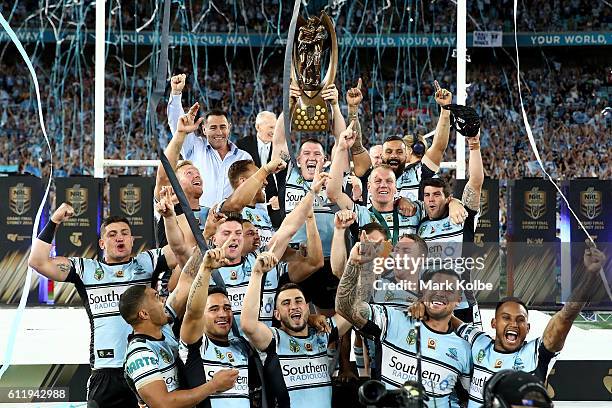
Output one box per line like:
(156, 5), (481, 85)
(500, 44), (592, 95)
(290, 12), (338, 133)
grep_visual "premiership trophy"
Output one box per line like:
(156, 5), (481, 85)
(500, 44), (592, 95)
(290, 12), (338, 133)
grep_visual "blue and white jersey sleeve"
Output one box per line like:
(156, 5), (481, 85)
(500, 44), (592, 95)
(125, 345), (163, 390)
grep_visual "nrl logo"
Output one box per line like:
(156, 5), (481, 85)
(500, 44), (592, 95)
(215, 347), (224, 360)
(120, 184), (141, 216)
(476, 349), (485, 364)
(66, 185), (88, 217)
(406, 329), (416, 346)
(524, 187), (546, 220)
(9, 183), (31, 215)
(580, 187), (602, 220)
(160, 349), (172, 364)
(479, 189), (489, 217)
(289, 338), (301, 353)
(94, 268), (104, 281)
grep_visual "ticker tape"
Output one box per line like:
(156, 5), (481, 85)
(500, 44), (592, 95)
(0, 12), (54, 379)
(512, 1), (610, 300)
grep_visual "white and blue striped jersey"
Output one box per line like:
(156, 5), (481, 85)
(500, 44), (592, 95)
(241, 205), (274, 249)
(456, 323), (558, 408)
(396, 161), (437, 201)
(368, 304), (471, 407)
(284, 164), (342, 257)
(179, 335), (251, 408)
(66, 249), (167, 368)
(124, 305), (180, 401)
(354, 201), (424, 241)
(210, 251), (286, 330)
(266, 318), (337, 408)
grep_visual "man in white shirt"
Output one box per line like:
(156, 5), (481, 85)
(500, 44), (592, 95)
(167, 74), (252, 207)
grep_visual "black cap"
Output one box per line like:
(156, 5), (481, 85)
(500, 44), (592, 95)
(442, 104), (480, 138)
(485, 370), (553, 407)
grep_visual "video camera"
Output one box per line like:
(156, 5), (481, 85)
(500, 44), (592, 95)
(358, 380), (428, 408)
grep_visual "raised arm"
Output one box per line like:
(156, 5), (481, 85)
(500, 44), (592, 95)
(422, 80), (452, 170)
(335, 241), (376, 329)
(345, 78), (371, 177)
(462, 132), (484, 212)
(287, 209), (324, 282)
(221, 159), (287, 212)
(321, 83), (347, 141)
(166, 74), (187, 137)
(330, 210), (357, 278)
(28, 203), (75, 281)
(166, 248), (202, 320)
(180, 241), (231, 345)
(542, 245), (606, 352)
(240, 249), (279, 351)
(266, 163), (330, 261)
(155, 101), (204, 199)
(326, 124), (356, 210)
(156, 187), (193, 268)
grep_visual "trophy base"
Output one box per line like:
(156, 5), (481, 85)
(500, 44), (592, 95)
(290, 94), (331, 133)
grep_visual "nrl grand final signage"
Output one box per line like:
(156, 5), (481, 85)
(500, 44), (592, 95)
(0, 176), (43, 253)
(109, 176), (155, 252)
(55, 177), (102, 257)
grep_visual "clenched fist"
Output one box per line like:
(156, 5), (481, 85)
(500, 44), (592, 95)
(170, 74), (186, 95)
(51, 203), (75, 224)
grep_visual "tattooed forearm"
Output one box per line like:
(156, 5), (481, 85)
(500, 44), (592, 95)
(182, 248), (203, 278)
(462, 183), (480, 212)
(186, 263), (210, 316)
(336, 262), (369, 328)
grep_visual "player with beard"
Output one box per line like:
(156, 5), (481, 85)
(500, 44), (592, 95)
(270, 82), (371, 312)
(327, 128), (467, 245)
(222, 158), (287, 248)
(167, 75), (252, 208)
(335, 243), (471, 407)
(161, 171), (326, 329)
(120, 249), (238, 407)
(28, 205), (186, 408)
(241, 253), (353, 408)
(374, 81), (452, 201)
(417, 133), (483, 324)
(411, 245), (606, 408)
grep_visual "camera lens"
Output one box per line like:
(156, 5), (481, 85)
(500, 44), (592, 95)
(359, 380), (387, 404)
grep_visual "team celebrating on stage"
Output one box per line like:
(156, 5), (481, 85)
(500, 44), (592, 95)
(28, 73), (605, 408)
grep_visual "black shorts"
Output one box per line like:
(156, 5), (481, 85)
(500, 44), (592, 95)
(291, 259), (339, 310)
(87, 368), (138, 408)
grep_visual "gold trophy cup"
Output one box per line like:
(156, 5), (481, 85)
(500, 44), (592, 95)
(290, 12), (338, 133)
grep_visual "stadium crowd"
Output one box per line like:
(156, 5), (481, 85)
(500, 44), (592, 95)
(1, 60), (609, 180)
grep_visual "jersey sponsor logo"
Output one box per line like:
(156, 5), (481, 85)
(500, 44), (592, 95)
(115, 270), (124, 278)
(163, 369), (180, 392)
(383, 353), (448, 392)
(476, 349), (485, 364)
(227, 352), (235, 363)
(94, 267), (104, 281)
(427, 338), (436, 350)
(289, 338), (301, 353)
(206, 366), (250, 396)
(494, 359), (503, 368)
(281, 357), (330, 388)
(286, 191), (305, 206)
(406, 329), (416, 346)
(305, 343), (313, 352)
(245, 210), (254, 222)
(446, 348), (458, 361)
(430, 226), (436, 234)
(418, 225), (426, 235)
(230, 270), (238, 280)
(215, 347), (225, 360)
(442, 221), (453, 231)
(160, 348), (172, 364)
(227, 286), (247, 309)
(470, 369), (490, 399)
(126, 355), (159, 375)
(260, 292), (275, 318)
(87, 286), (130, 315)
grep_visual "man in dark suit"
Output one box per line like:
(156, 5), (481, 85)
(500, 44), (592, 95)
(236, 111), (285, 228)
